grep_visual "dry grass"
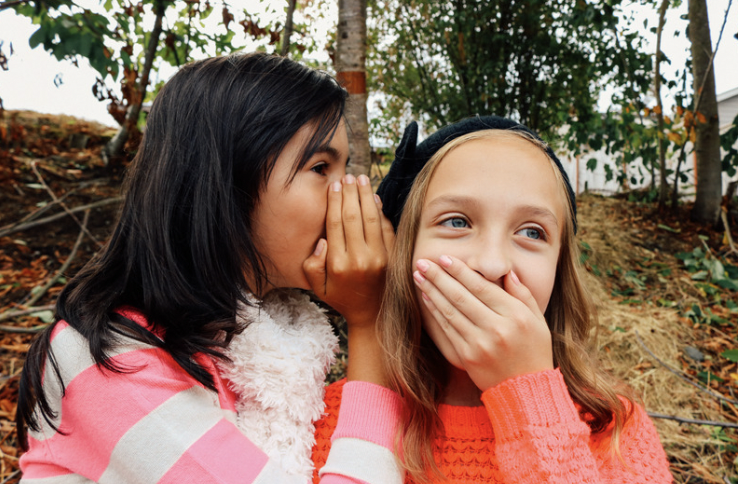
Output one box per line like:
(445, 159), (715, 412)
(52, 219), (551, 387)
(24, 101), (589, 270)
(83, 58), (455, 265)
(578, 194), (736, 483)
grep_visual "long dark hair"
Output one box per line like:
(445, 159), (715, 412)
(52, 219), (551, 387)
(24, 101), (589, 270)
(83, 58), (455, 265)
(16, 52), (347, 448)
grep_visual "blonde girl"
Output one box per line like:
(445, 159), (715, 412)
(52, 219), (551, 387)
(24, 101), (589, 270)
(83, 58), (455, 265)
(312, 116), (672, 483)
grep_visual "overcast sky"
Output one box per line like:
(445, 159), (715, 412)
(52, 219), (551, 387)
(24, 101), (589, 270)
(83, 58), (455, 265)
(1, 1), (736, 128)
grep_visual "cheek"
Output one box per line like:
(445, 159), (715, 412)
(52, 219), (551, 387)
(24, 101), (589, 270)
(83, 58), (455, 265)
(524, 261), (558, 314)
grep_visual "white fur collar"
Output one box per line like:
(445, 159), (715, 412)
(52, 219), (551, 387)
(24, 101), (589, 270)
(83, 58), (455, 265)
(218, 290), (338, 479)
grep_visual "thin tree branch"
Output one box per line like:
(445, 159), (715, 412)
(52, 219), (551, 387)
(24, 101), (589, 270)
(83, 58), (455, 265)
(0, 470), (21, 484)
(22, 209), (90, 309)
(0, 305), (55, 323)
(30, 161), (101, 246)
(0, 323), (49, 333)
(721, 208), (737, 254)
(655, 0), (669, 207)
(280, 0), (296, 57)
(647, 412), (738, 428)
(693, 0), (732, 115)
(0, 197), (121, 238)
(635, 330), (738, 405)
(0, 0), (27, 11)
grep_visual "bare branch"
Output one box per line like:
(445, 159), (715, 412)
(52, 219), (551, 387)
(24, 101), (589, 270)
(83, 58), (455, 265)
(30, 161), (101, 246)
(23, 209), (90, 309)
(0, 197), (121, 238)
(0, 305), (55, 323)
(0, 323), (49, 334)
(647, 412), (738, 429)
(280, 0), (297, 57)
(635, 331), (738, 405)
(693, 0), (732, 115)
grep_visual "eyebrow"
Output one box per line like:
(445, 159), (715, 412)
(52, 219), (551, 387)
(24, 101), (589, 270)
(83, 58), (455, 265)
(517, 205), (560, 228)
(425, 195), (483, 212)
(313, 145), (342, 162)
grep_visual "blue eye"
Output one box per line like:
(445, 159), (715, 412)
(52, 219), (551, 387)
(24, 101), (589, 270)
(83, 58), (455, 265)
(517, 227), (544, 240)
(440, 217), (468, 228)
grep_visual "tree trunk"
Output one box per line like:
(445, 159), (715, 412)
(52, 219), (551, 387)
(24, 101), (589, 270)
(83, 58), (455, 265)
(336, 0), (370, 177)
(280, 0), (297, 57)
(103, 0), (165, 164)
(688, 0), (722, 225)
(655, 0), (669, 208)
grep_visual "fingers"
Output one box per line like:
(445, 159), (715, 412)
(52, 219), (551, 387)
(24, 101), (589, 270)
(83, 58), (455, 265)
(326, 181), (346, 254)
(416, 258), (504, 331)
(303, 238), (328, 298)
(340, 174), (365, 249)
(413, 259), (482, 341)
(357, 174), (384, 248)
(502, 270), (545, 321)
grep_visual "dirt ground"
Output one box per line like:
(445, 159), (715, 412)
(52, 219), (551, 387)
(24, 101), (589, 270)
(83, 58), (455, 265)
(1, 110), (737, 483)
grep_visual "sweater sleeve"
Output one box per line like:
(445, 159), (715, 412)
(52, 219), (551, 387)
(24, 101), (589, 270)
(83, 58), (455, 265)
(482, 368), (673, 484)
(19, 323), (403, 484)
(319, 381), (404, 484)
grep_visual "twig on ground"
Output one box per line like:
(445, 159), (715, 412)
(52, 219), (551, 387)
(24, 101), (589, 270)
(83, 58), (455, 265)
(24, 209), (90, 308)
(0, 470), (20, 484)
(31, 161), (102, 247)
(635, 330), (738, 405)
(30, 161), (102, 247)
(0, 197), (121, 238)
(0, 180), (93, 233)
(720, 208), (737, 255)
(0, 323), (49, 334)
(647, 412), (738, 429)
(0, 305), (55, 323)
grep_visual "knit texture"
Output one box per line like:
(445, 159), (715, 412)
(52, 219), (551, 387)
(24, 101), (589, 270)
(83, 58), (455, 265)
(312, 370), (673, 483)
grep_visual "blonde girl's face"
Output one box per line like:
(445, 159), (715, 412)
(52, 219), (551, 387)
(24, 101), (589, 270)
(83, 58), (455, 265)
(411, 137), (566, 370)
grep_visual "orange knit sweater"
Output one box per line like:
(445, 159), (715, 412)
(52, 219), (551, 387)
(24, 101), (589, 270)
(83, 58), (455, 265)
(312, 370), (673, 483)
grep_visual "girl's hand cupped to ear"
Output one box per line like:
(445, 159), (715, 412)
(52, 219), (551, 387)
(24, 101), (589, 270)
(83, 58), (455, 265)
(413, 255), (554, 392)
(303, 174), (395, 330)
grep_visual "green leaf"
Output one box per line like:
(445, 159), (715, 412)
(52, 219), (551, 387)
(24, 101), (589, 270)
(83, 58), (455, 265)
(35, 310), (55, 324)
(691, 270), (708, 280)
(657, 224), (680, 233)
(721, 349), (738, 363)
(28, 27), (46, 49)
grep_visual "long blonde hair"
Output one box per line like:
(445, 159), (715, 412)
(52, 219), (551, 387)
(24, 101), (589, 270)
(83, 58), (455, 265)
(378, 129), (635, 482)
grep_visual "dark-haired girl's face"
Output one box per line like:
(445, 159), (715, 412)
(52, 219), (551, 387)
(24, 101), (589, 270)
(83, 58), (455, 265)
(252, 120), (350, 293)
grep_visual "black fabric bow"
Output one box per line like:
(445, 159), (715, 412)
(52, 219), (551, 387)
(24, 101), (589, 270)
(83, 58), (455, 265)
(376, 115), (577, 233)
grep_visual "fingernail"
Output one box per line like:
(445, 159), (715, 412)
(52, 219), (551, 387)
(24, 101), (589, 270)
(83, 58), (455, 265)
(374, 194), (381, 204)
(439, 255), (452, 268)
(509, 270), (520, 285)
(421, 292), (430, 302)
(313, 239), (326, 256)
(358, 174), (369, 186)
(344, 174), (355, 184)
(413, 270), (425, 284)
(331, 181), (341, 192)
(416, 259), (430, 272)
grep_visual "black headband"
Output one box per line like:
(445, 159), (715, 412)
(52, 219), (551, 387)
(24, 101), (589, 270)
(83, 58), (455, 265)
(376, 115), (577, 233)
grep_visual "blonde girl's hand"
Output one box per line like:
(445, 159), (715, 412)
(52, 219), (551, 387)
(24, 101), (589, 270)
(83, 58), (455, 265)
(413, 255), (554, 391)
(303, 174), (395, 330)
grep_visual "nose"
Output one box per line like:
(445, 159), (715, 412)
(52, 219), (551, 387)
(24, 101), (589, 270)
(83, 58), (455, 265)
(465, 238), (512, 287)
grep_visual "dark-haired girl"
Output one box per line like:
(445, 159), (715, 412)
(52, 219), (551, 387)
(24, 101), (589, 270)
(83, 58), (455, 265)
(17, 53), (402, 484)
